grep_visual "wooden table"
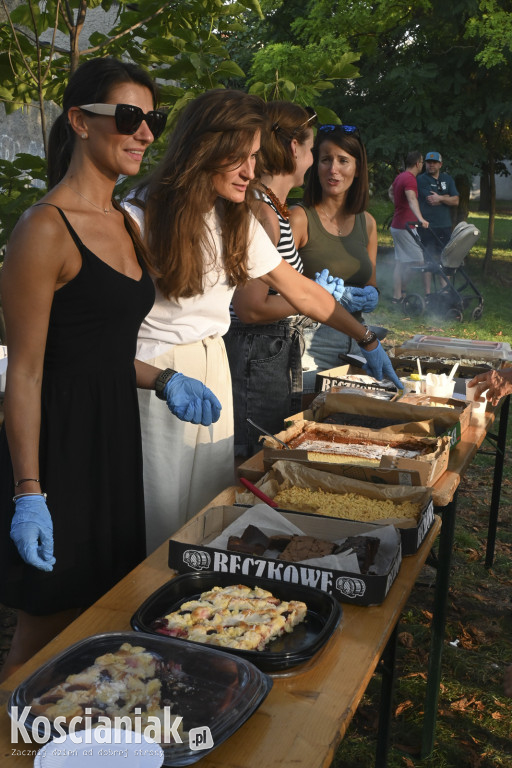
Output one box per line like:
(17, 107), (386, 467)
(237, 401), (510, 758)
(0, 491), (441, 768)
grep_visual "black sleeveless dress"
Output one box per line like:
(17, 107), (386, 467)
(0, 206), (155, 615)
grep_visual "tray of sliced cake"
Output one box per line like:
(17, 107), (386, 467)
(261, 419), (450, 486)
(131, 572), (342, 672)
(167, 504), (402, 607)
(235, 459), (435, 556)
(8, 631), (273, 766)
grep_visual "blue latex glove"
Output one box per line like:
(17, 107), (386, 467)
(361, 285), (379, 312)
(164, 372), (222, 427)
(10, 495), (55, 571)
(339, 286), (367, 313)
(315, 269), (345, 302)
(359, 340), (403, 390)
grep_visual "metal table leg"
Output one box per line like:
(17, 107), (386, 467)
(375, 623), (398, 767)
(421, 491), (458, 758)
(485, 394), (510, 568)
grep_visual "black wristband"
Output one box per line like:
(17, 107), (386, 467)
(155, 368), (177, 400)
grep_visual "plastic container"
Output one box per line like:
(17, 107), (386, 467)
(131, 573), (342, 673)
(8, 631), (272, 767)
(398, 335), (512, 362)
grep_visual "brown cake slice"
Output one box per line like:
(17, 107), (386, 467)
(334, 536), (380, 574)
(227, 524), (270, 555)
(278, 535), (335, 562)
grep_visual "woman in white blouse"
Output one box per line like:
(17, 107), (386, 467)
(125, 89), (401, 554)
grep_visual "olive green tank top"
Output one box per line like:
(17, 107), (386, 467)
(297, 206), (372, 287)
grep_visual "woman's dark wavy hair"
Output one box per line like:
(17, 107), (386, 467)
(256, 101), (312, 177)
(47, 57), (160, 268)
(303, 126), (369, 214)
(141, 89), (267, 300)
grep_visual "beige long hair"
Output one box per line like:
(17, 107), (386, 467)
(141, 89), (267, 300)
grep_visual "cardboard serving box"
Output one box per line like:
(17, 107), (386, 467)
(286, 391), (469, 450)
(168, 504), (403, 607)
(261, 419), (451, 487)
(314, 364), (400, 400)
(235, 460), (435, 556)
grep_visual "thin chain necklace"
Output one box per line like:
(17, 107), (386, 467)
(261, 184), (290, 219)
(61, 181), (113, 214)
(319, 204), (345, 236)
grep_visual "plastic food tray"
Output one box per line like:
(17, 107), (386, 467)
(8, 631), (272, 766)
(131, 573), (342, 673)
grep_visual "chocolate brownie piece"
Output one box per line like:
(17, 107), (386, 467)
(227, 525), (270, 555)
(278, 535), (335, 562)
(334, 536), (380, 574)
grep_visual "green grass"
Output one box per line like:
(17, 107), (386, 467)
(332, 199), (512, 767)
(367, 198), (512, 348)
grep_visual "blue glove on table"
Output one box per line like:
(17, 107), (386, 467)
(10, 494), (55, 571)
(164, 372), (222, 426)
(315, 269), (345, 302)
(360, 285), (379, 312)
(359, 341), (403, 391)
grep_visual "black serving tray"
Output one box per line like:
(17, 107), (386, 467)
(8, 631), (272, 767)
(130, 572), (342, 673)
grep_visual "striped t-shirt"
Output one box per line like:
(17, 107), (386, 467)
(229, 190), (303, 319)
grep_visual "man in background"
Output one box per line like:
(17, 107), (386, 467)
(417, 150), (459, 259)
(389, 150), (429, 305)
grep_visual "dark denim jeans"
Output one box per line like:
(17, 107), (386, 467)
(223, 317), (307, 458)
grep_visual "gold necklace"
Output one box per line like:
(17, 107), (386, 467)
(262, 184), (290, 219)
(319, 204), (345, 236)
(61, 181), (113, 214)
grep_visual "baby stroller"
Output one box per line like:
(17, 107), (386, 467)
(401, 221), (484, 321)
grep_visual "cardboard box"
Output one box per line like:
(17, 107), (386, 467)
(396, 393), (471, 448)
(168, 505), (403, 607)
(262, 420), (451, 487)
(235, 460), (434, 556)
(314, 364), (400, 399)
(286, 391), (468, 449)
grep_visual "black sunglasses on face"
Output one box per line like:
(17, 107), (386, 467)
(319, 124), (360, 139)
(79, 103), (168, 140)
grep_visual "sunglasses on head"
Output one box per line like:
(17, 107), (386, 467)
(79, 103), (168, 140)
(319, 124), (360, 139)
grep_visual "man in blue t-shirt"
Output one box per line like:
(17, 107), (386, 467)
(417, 151), (459, 259)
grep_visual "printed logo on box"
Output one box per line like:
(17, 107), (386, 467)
(335, 577), (366, 599)
(183, 550), (211, 570)
(189, 726), (214, 751)
(416, 501), (435, 547)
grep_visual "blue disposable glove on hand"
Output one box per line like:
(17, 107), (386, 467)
(164, 372), (222, 427)
(361, 285), (379, 312)
(339, 286), (367, 313)
(315, 269), (345, 302)
(359, 340), (403, 391)
(10, 495), (55, 572)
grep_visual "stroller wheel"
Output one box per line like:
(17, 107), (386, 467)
(445, 307), (464, 322)
(472, 306), (483, 321)
(403, 293), (425, 317)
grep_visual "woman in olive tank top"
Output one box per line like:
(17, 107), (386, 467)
(290, 125), (379, 393)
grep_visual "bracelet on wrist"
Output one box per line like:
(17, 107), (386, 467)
(358, 326), (378, 349)
(13, 492), (47, 502)
(14, 478), (40, 487)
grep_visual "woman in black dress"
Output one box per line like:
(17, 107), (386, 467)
(0, 57), (220, 680)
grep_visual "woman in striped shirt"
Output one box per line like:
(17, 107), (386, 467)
(224, 102), (316, 458)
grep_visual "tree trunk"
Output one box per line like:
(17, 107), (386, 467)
(454, 174), (470, 224)
(483, 163), (496, 275)
(479, 172), (490, 212)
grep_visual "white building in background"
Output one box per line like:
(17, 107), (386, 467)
(0, 2), (119, 162)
